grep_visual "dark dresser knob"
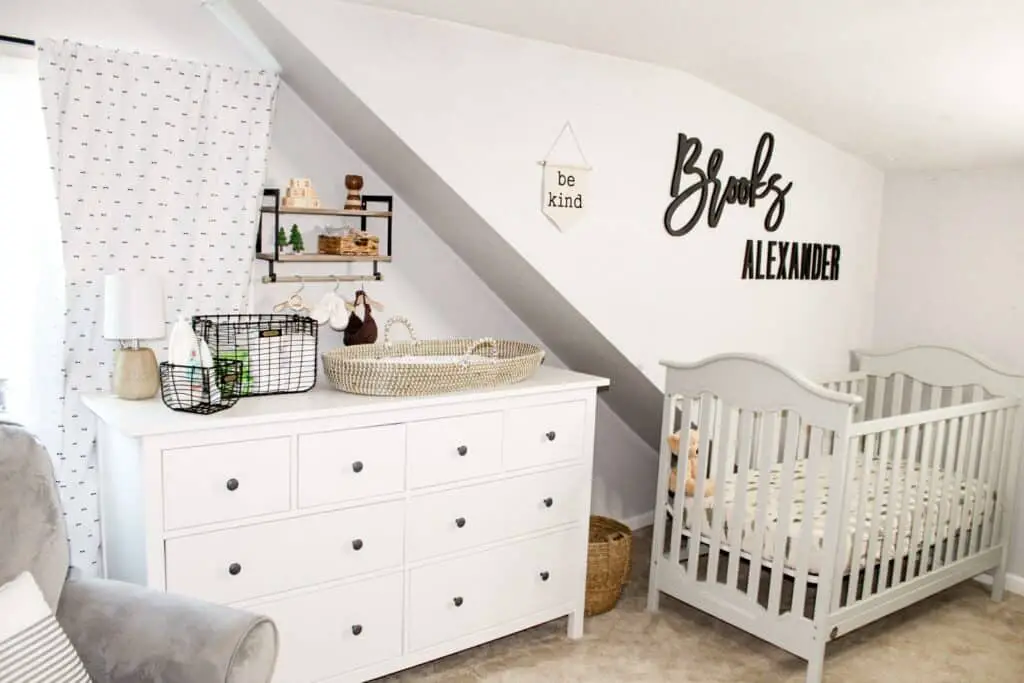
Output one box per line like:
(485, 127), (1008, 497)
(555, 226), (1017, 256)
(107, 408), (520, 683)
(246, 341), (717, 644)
(352, 539), (364, 551)
(455, 517), (466, 528)
(453, 596), (464, 607)
(226, 478), (239, 491)
(543, 497), (554, 508)
(228, 563), (241, 576)
(457, 445), (468, 456)
(351, 624), (363, 636)
(352, 461), (364, 473)
(546, 431), (556, 441)
(540, 571), (550, 581)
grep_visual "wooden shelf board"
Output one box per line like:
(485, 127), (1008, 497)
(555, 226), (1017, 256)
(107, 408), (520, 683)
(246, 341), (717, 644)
(261, 206), (392, 218)
(256, 253), (392, 263)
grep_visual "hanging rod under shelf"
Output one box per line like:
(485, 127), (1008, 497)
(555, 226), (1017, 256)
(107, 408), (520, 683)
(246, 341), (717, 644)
(260, 274), (383, 284)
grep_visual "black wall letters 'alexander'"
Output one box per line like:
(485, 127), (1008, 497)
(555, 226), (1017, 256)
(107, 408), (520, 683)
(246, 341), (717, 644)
(663, 131), (794, 237)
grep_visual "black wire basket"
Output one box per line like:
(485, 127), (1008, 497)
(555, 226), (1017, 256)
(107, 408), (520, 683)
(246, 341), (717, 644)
(191, 314), (318, 397)
(159, 359), (244, 415)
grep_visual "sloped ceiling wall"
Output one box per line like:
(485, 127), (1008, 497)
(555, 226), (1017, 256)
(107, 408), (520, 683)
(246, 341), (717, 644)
(226, 0), (666, 448)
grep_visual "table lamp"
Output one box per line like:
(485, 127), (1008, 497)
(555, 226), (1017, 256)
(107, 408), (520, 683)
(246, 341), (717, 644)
(103, 273), (165, 400)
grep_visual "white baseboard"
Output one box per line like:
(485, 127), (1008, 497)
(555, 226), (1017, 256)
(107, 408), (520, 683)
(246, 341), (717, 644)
(623, 510), (654, 531)
(619, 508), (1024, 598)
(972, 571), (1024, 597)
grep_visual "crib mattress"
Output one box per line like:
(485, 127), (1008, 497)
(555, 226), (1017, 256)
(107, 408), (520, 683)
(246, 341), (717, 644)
(667, 453), (994, 576)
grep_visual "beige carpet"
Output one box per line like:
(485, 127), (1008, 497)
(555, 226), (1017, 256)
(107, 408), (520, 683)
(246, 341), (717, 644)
(377, 528), (1024, 682)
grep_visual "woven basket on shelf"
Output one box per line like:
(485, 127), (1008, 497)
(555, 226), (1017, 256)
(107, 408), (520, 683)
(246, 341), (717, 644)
(317, 232), (380, 256)
(321, 316), (545, 397)
(585, 515), (633, 616)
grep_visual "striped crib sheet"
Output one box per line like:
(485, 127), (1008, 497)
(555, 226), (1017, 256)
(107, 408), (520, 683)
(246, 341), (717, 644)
(666, 453), (994, 576)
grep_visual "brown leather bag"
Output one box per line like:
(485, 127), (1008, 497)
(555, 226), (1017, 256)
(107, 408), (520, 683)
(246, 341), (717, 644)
(343, 290), (378, 346)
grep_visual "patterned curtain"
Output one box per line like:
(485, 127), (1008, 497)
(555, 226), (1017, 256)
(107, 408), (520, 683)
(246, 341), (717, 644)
(36, 39), (279, 575)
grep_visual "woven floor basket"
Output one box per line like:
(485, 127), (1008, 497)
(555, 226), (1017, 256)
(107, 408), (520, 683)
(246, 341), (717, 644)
(585, 515), (633, 616)
(321, 316), (546, 397)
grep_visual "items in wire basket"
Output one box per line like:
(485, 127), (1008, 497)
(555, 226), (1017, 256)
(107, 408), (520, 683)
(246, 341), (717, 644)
(322, 316), (545, 397)
(159, 358), (243, 415)
(191, 314), (318, 396)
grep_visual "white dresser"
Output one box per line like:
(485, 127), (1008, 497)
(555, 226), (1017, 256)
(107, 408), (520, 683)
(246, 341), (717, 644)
(82, 366), (608, 683)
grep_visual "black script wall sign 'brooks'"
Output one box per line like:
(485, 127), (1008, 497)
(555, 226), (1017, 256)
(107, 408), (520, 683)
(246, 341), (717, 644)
(663, 131), (794, 237)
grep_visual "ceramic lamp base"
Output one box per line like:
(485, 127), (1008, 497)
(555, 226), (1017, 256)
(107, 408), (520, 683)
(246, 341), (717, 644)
(112, 348), (159, 400)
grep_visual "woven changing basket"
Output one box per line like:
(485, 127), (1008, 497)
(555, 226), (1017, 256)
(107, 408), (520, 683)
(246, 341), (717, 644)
(585, 515), (633, 616)
(321, 317), (545, 397)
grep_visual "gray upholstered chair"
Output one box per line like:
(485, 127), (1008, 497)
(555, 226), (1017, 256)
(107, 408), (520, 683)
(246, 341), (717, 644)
(0, 420), (279, 683)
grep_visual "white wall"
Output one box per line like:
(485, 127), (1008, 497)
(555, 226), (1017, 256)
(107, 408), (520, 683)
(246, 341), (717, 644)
(1, 0), (655, 527)
(260, 0), (886, 386)
(874, 166), (1024, 575)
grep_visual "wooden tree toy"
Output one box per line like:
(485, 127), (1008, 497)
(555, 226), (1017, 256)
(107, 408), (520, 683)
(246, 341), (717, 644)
(288, 224), (305, 253)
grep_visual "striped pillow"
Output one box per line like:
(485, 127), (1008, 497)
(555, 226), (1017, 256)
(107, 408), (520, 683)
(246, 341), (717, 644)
(0, 571), (91, 683)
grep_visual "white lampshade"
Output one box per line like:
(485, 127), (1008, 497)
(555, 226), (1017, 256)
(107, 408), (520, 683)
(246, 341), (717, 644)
(103, 273), (166, 341)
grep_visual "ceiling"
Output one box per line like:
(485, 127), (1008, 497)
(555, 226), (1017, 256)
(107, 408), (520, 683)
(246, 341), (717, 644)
(341, 0), (1024, 170)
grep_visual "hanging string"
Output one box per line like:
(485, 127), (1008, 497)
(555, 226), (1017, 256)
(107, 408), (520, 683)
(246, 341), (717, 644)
(539, 120), (591, 169)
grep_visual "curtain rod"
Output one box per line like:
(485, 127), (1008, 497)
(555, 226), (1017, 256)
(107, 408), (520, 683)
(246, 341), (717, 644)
(0, 34), (35, 47)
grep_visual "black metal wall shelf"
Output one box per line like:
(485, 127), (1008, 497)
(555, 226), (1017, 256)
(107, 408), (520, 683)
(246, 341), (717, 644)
(255, 187), (394, 284)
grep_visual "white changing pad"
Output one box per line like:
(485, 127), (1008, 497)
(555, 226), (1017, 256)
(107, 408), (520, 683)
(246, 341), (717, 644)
(667, 453), (994, 576)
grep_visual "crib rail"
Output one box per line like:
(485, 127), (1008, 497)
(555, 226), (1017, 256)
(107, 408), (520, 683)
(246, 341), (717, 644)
(651, 347), (1024, 683)
(651, 354), (861, 660)
(833, 395), (1020, 614)
(822, 372), (990, 424)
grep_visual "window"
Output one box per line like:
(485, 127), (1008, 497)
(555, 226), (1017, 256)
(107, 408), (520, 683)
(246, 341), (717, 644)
(0, 48), (64, 431)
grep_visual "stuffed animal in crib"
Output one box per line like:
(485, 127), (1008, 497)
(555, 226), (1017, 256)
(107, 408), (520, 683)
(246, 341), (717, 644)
(667, 424), (715, 498)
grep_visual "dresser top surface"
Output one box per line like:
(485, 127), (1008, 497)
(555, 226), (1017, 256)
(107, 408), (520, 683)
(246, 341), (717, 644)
(81, 365), (609, 437)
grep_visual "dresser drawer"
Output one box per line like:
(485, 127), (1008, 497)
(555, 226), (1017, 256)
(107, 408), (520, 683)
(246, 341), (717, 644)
(407, 528), (580, 652)
(247, 572), (403, 683)
(406, 411), (503, 488)
(503, 400), (586, 471)
(298, 424), (405, 508)
(165, 501), (404, 604)
(405, 466), (586, 561)
(162, 437), (291, 531)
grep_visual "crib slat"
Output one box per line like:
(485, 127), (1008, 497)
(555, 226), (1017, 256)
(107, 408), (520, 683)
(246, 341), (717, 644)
(747, 411), (778, 603)
(706, 405), (737, 584)
(980, 408), (1007, 551)
(871, 375), (886, 420)
(668, 396), (694, 567)
(952, 385), (967, 408)
(955, 412), (984, 562)
(890, 374), (906, 417)
(944, 415), (972, 566)
(863, 429), (892, 597)
(933, 416), (960, 570)
(727, 410), (756, 591)
(920, 418), (946, 574)
(768, 413), (802, 616)
(906, 420), (936, 581)
(971, 410), (997, 556)
(893, 424), (923, 586)
(792, 426), (825, 617)
(651, 393), (677, 604)
(991, 409), (1017, 545)
(845, 432), (877, 605)
(686, 394), (717, 572)
(880, 427), (906, 589)
(909, 379), (924, 415)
